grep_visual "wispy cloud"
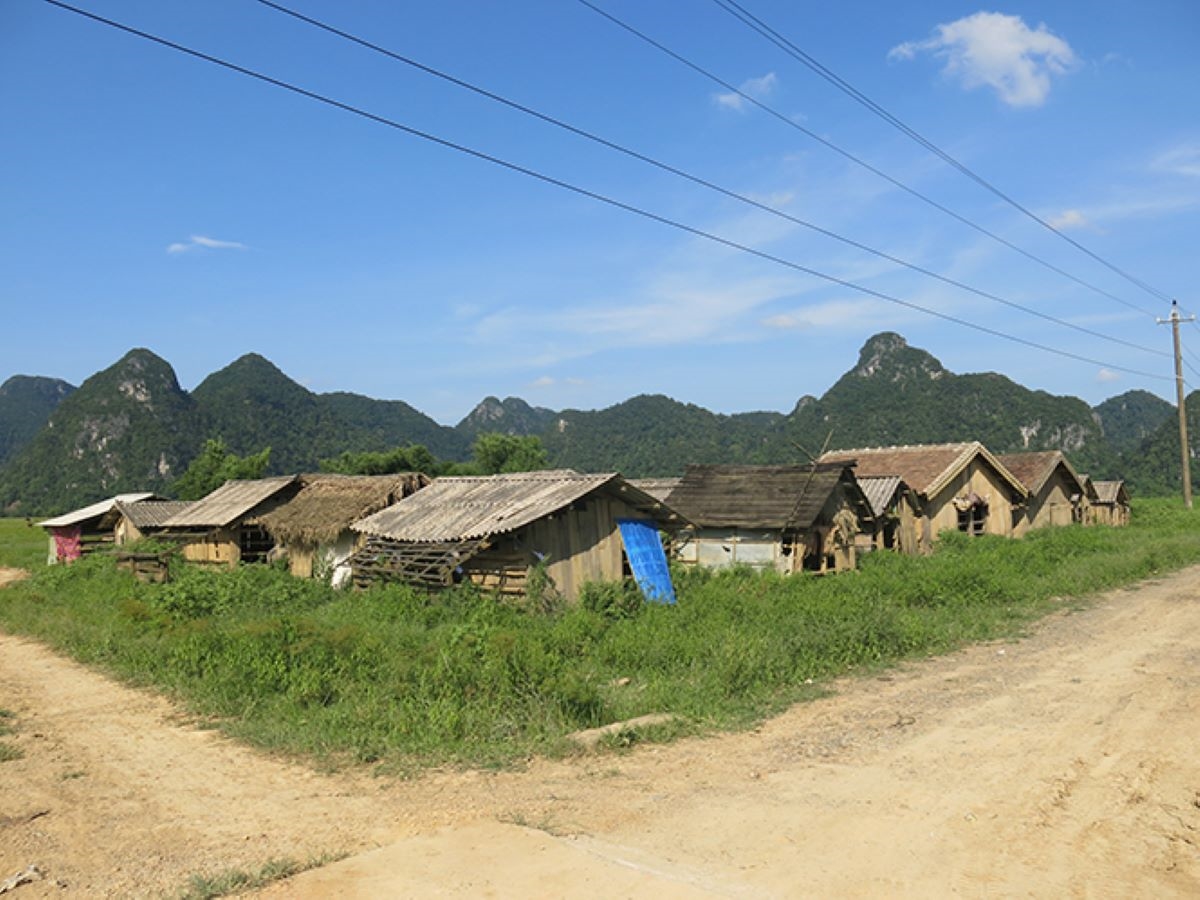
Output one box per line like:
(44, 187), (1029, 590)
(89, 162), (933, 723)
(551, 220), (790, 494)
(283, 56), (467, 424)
(889, 12), (1078, 107)
(166, 234), (247, 255)
(1096, 368), (1121, 383)
(1047, 209), (1090, 230)
(714, 72), (778, 112)
(1152, 143), (1200, 178)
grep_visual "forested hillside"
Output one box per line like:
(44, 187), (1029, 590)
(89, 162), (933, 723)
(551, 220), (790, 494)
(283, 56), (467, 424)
(0, 333), (1184, 513)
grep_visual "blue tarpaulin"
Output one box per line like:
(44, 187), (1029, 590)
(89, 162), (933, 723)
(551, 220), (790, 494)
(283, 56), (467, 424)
(616, 518), (676, 605)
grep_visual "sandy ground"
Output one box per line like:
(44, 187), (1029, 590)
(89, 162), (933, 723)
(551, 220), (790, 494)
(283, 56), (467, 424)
(1, 563), (1198, 897)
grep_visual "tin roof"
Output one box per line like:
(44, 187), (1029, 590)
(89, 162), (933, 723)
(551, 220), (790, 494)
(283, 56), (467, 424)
(857, 475), (907, 518)
(352, 470), (679, 541)
(163, 476), (299, 529)
(107, 499), (195, 529)
(38, 493), (159, 529)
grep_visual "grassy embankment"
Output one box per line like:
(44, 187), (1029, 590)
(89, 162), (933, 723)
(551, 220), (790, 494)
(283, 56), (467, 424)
(0, 500), (1196, 771)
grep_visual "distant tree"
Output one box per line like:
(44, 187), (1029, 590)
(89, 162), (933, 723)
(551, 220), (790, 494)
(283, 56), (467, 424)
(173, 438), (271, 500)
(471, 433), (549, 475)
(319, 444), (439, 476)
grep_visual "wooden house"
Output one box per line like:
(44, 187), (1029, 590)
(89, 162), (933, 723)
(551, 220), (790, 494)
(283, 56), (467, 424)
(856, 475), (922, 554)
(251, 472), (429, 586)
(349, 470), (684, 601)
(1089, 480), (1131, 527)
(663, 462), (874, 574)
(37, 493), (160, 564)
(820, 442), (1027, 553)
(996, 451), (1086, 535)
(102, 499), (195, 545)
(161, 476), (300, 566)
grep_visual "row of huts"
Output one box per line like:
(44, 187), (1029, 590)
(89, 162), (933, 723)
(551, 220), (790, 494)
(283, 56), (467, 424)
(38, 441), (1130, 601)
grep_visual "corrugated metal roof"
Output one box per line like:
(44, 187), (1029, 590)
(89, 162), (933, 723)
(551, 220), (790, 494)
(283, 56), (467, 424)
(352, 471), (677, 541)
(110, 499), (195, 529)
(38, 493), (159, 529)
(857, 475), (905, 518)
(821, 442), (1026, 499)
(664, 463), (865, 529)
(163, 476), (298, 528)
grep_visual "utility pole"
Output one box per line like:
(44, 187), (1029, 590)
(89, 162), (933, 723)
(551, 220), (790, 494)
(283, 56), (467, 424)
(1158, 300), (1195, 508)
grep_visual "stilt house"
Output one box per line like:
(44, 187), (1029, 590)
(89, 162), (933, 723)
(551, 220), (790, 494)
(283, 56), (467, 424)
(663, 462), (874, 574)
(349, 470), (684, 601)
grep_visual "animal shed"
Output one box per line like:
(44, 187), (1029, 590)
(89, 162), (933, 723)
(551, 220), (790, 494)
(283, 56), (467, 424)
(349, 471), (684, 600)
(664, 462), (874, 574)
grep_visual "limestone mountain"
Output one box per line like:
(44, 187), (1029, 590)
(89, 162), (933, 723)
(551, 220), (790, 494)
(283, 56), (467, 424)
(773, 332), (1115, 475)
(455, 396), (558, 439)
(193, 354), (469, 473)
(0, 375), (75, 465)
(0, 349), (200, 514)
(538, 394), (786, 477)
(1092, 390), (1175, 456)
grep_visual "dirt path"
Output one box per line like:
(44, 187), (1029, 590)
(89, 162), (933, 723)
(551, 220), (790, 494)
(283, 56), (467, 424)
(2, 568), (1199, 897)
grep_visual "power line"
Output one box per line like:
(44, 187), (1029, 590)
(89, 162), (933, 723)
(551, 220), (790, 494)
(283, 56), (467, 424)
(575, 0), (1159, 318)
(708, 0), (1174, 312)
(39, 0), (1171, 385)
(247, 0), (1166, 361)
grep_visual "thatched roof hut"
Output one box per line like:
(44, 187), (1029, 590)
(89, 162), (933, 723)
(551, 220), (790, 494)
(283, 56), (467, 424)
(253, 473), (430, 584)
(254, 473), (429, 546)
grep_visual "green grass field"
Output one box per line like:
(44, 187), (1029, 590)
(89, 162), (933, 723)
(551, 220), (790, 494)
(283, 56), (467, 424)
(0, 518), (47, 570)
(0, 500), (1197, 772)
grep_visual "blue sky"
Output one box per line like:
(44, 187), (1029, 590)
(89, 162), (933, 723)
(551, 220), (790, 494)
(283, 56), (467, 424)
(2, 0), (1198, 424)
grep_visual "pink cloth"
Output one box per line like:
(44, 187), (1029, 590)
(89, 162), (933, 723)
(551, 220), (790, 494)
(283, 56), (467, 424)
(53, 526), (82, 562)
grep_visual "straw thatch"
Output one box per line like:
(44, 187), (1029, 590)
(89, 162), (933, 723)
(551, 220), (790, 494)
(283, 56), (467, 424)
(255, 473), (429, 545)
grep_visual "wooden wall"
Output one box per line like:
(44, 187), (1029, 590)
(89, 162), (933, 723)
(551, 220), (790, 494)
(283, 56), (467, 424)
(1015, 469), (1081, 537)
(461, 494), (643, 601)
(924, 460), (1019, 541)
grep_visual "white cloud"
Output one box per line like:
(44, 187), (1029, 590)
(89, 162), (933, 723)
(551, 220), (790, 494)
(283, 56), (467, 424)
(1096, 368), (1121, 383)
(761, 297), (905, 332)
(166, 234), (247, 255)
(530, 376), (556, 388)
(714, 72), (778, 112)
(1047, 209), (1089, 230)
(889, 12), (1078, 107)
(1152, 144), (1200, 178)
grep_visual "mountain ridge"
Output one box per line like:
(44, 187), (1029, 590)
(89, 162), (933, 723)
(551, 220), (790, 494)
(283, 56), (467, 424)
(0, 333), (1182, 513)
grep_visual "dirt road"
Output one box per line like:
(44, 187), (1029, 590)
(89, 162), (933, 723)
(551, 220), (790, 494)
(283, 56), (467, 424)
(1, 565), (1198, 897)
